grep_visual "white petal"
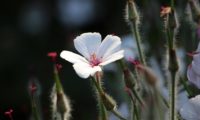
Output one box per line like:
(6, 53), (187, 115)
(180, 100), (199, 120)
(73, 63), (92, 79)
(74, 32), (101, 59)
(187, 66), (200, 89)
(97, 35), (121, 59)
(180, 95), (200, 120)
(90, 66), (102, 76)
(60, 51), (88, 64)
(192, 54), (200, 76)
(100, 50), (124, 66)
(197, 42), (200, 52)
(73, 63), (102, 79)
(191, 95), (200, 114)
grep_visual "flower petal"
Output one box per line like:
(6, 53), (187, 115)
(74, 32), (101, 59)
(192, 54), (200, 76)
(60, 51), (88, 64)
(180, 95), (200, 120)
(180, 100), (199, 120)
(97, 35), (121, 60)
(73, 63), (102, 79)
(187, 66), (200, 89)
(100, 50), (124, 66)
(197, 42), (200, 52)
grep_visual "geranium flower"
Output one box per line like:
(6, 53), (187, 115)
(60, 32), (124, 78)
(187, 42), (200, 89)
(179, 95), (200, 120)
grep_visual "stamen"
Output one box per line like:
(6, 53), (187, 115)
(90, 54), (101, 67)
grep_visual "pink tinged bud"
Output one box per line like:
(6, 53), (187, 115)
(48, 52), (58, 62)
(160, 6), (171, 17)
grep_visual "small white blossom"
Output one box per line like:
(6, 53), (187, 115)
(187, 42), (200, 89)
(179, 95), (200, 120)
(60, 32), (124, 78)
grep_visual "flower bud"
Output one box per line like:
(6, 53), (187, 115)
(123, 68), (136, 89)
(188, 0), (200, 23)
(126, 0), (140, 24)
(51, 85), (71, 120)
(136, 65), (157, 86)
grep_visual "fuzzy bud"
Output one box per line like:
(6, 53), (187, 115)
(136, 65), (158, 86)
(101, 93), (117, 111)
(51, 85), (71, 120)
(126, 0), (140, 24)
(123, 68), (136, 89)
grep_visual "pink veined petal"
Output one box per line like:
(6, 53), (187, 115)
(97, 35), (121, 60)
(74, 32), (101, 59)
(60, 51), (89, 64)
(73, 63), (102, 79)
(100, 50), (124, 66)
(187, 66), (200, 89)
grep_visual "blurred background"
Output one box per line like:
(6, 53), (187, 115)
(0, 0), (196, 119)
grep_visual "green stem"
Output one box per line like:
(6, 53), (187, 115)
(99, 95), (108, 120)
(133, 102), (140, 120)
(170, 71), (177, 120)
(167, 27), (173, 50)
(91, 77), (104, 94)
(91, 77), (108, 120)
(131, 22), (146, 65)
(54, 65), (63, 93)
(153, 88), (164, 120)
(131, 88), (144, 106)
(118, 60), (144, 106)
(171, 0), (174, 9)
(180, 77), (193, 97)
(158, 91), (169, 108)
(31, 95), (40, 120)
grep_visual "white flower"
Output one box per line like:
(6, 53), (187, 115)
(179, 95), (200, 120)
(187, 42), (200, 89)
(60, 32), (124, 78)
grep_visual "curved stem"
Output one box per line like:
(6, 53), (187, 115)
(131, 22), (146, 65)
(111, 109), (127, 120)
(91, 76), (108, 120)
(99, 95), (108, 120)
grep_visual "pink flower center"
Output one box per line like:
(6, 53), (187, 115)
(89, 54), (101, 67)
